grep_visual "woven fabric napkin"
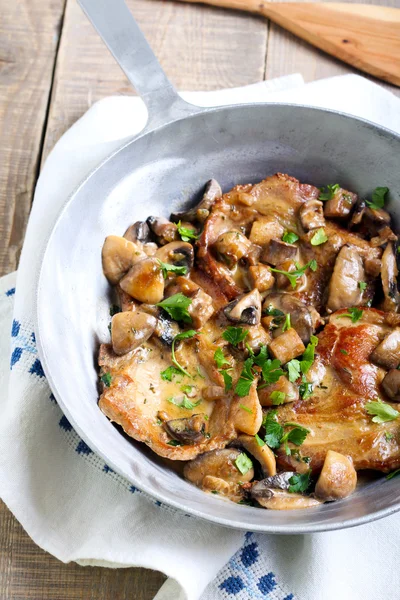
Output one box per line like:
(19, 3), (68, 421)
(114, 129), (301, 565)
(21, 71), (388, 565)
(1, 74), (400, 600)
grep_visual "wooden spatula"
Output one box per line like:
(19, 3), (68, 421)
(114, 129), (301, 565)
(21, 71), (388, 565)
(174, 0), (400, 86)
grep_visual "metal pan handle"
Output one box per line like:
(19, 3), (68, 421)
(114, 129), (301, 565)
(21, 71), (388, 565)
(78, 0), (200, 128)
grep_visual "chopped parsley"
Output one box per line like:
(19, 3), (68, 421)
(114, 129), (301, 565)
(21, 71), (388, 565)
(167, 396), (201, 410)
(386, 468), (400, 480)
(299, 379), (313, 400)
(239, 403), (253, 414)
(167, 439), (183, 446)
(263, 410), (283, 449)
(253, 345), (269, 366)
(366, 399), (399, 423)
(101, 372), (112, 387)
(109, 305), (121, 316)
(157, 259), (188, 279)
(337, 307), (363, 323)
(214, 347), (230, 369)
(196, 366), (206, 379)
(235, 453), (253, 475)
(176, 220), (199, 242)
(222, 326), (248, 347)
(282, 231), (299, 244)
(270, 259), (317, 289)
(181, 384), (195, 395)
(171, 329), (197, 377)
(261, 358), (285, 385)
(385, 432), (394, 442)
(160, 365), (182, 381)
(280, 423), (310, 455)
(340, 349), (348, 355)
(310, 228), (328, 246)
(270, 390), (286, 405)
(300, 335), (319, 374)
(220, 369), (233, 391)
(255, 433), (265, 446)
(365, 186), (389, 210)
(235, 358), (256, 397)
(282, 313), (291, 332)
(287, 359), (301, 383)
(319, 183), (340, 201)
(359, 281), (367, 291)
(288, 471), (311, 493)
(157, 293), (192, 322)
(263, 305), (285, 319)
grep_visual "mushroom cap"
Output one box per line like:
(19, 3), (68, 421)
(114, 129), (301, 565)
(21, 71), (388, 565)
(120, 257), (165, 304)
(224, 289), (262, 326)
(184, 448), (254, 487)
(315, 450), (357, 501)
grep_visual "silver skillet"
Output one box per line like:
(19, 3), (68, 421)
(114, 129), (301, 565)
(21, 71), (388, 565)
(35, 0), (400, 532)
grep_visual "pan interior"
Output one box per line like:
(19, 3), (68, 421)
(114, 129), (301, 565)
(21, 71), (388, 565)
(36, 104), (400, 532)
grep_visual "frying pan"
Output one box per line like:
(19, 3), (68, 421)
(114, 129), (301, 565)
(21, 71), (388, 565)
(35, 0), (400, 533)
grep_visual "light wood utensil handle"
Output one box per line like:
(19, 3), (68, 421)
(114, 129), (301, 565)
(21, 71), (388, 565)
(174, 1), (400, 86)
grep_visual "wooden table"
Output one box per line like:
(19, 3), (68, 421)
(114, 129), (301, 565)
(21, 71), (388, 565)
(1, 0), (399, 597)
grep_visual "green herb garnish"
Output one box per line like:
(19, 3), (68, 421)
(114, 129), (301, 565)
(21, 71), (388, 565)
(101, 372), (112, 387)
(365, 186), (389, 210)
(160, 366), (182, 381)
(299, 379), (313, 400)
(280, 423), (310, 455)
(359, 281), (367, 291)
(235, 453), (253, 475)
(167, 396), (201, 410)
(239, 403), (253, 414)
(176, 220), (199, 242)
(288, 471), (311, 493)
(340, 349), (348, 355)
(235, 358), (256, 397)
(222, 326), (248, 347)
(171, 329), (197, 377)
(220, 369), (233, 391)
(366, 399), (399, 423)
(255, 433), (265, 447)
(157, 260), (188, 279)
(337, 307), (363, 323)
(282, 313), (291, 332)
(157, 293), (192, 323)
(386, 468), (400, 480)
(300, 335), (318, 374)
(385, 432), (394, 442)
(287, 359), (301, 383)
(310, 228), (328, 246)
(260, 359), (285, 385)
(214, 347), (230, 369)
(319, 183), (340, 201)
(270, 259), (317, 289)
(263, 410), (284, 449)
(282, 231), (299, 244)
(109, 305), (121, 316)
(167, 439), (183, 446)
(270, 391), (286, 405)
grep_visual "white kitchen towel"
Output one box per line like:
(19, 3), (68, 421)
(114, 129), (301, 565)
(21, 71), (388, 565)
(1, 74), (400, 600)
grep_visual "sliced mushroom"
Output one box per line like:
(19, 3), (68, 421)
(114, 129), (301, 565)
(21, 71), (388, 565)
(370, 226), (397, 248)
(119, 257), (164, 304)
(123, 221), (152, 244)
(166, 276), (214, 329)
(381, 369), (400, 402)
(183, 448), (254, 487)
(349, 197), (366, 227)
(249, 216), (285, 247)
(214, 230), (252, 267)
(101, 235), (145, 284)
(251, 487), (321, 510)
(252, 471), (295, 493)
(239, 324), (271, 354)
(370, 328), (400, 370)
(235, 434), (276, 477)
(202, 475), (243, 502)
(257, 375), (299, 406)
(171, 179), (222, 224)
(364, 207), (391, 226)
(203, 386), (225, 401)
(262, 293), (321, 345)
(300, 199), (325, 231)
(248, 265), (275, 292)
(164, 414), (208, 445)
(323, 188), (357, 219)
(153, 312), (180, 347)
(231, 380), (263, 436)
(315, 450), (357, 501)
(155, 241), (194, 272)
(224, 289), (262, 326)
(111, 310), (157, 356)
(269, 328), (305, 364)
(147, 216), (178, 245)
(364, 256), (382, 278)
(327, 245), (364, 312)
(381, 242), (400, 312)
(260, 239), (297, 266)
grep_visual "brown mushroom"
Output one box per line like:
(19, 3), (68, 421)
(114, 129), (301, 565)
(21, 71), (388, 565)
(111, 310), (157, 355)
(235, 434), (276, 477)
(327, 245), (364, 312)
(165, 276), (214, 329)
(370, 226), (397, 248)
(249, 216), (285, 247)
(202, 476), (244, 502)
(184, 448), (254, 487)
(164, 414), (208, 445)
(381, 242), (400, 312)
(224, 289), (262, 326)
(251, 484), (321, 510)
(262, 293), (321, 345)
(101, 235), (145, 284)
(269, 329), (305, 364)
(257, 376), (299, 407)
(261, 239), (298, 266)
(349, 197), (366, 227)
(300, 199), (325, 230)
(203, 386), (225, 401)
(248, 265), (275, 292)
(382, 369), (400, 402)
(171, 179), (222, 224)
(315, 450), (357, 501)
(119, 258), (165, 304)
(123, 221), (152, 244)
(370, 328), (400, 370)
(155, 241), (194, 273)
(147, 216), (178, 245)
(214, 231), (252, 267)
(323, 188), (357, 219)
(231, 380), (263, 436)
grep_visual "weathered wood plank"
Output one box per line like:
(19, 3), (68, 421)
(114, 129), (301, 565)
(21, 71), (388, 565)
(0, 500), (166, 600)
(0, 0), (66, 276)
(41, 0), (269, 162)
(265, 0), (400, 97)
